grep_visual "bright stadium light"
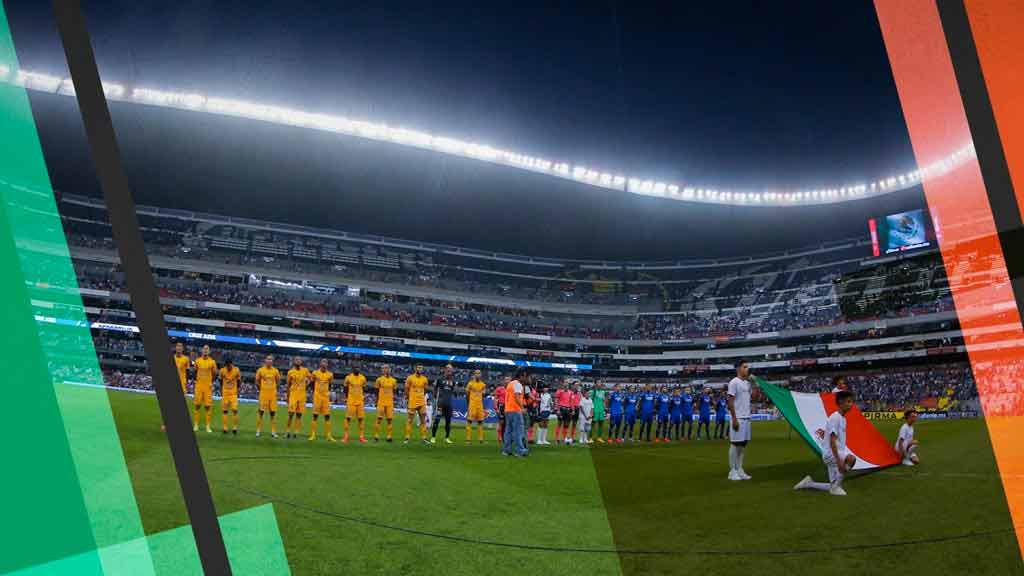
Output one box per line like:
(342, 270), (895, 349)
(2, 65), (978, 207)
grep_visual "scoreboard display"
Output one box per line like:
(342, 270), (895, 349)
(868, 208), (933, 256)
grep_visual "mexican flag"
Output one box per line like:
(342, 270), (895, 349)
(759, 378), (900, 471)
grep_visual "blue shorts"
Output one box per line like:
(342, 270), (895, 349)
(658, 413), (670, 422)
(670, 415), (682, 424)
(610, 413), (623, 425)
(682, 413), (693, 422)
(700, 414), (711, 423)
(625, 414), (636, 425)
(640, 413), (654, 422)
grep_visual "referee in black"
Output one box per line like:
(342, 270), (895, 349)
(431, 364), (461, 444)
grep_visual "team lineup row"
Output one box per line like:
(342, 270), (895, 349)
(166, 343), (737, 445)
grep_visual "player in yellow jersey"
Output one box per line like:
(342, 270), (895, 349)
(161, 342), (192, 431)
(309, 359), (335, 441)
(404, 364), (430, 444)
(192, 345), (217, 433)
(341, 365), (368, 443)
(218, 357), (241, 435)
(285, 357), (311, 439)
(372, 364), (398, 442)
(465, 369), (488, 444)
(174, 342), (189, 393)
(255, 354), (281, 438)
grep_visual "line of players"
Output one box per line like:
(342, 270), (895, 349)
(168, 342), (736, 445)
(170, 343), (488, 444)
(494, 380), (733, 446)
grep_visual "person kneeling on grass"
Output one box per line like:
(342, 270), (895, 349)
(896, 409), (920, 466)
(794, 390), (857, 497)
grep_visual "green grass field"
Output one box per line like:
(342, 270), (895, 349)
(109, 391), (1022, 575)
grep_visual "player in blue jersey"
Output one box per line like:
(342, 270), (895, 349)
(669, 387), (683, 441)
(623, 388), (638, 442)
(655, 387), (672, 442)
(696, 387), (713, 439)
(714, 392), (728, 439)
(680, 386), (695, 441)
(638, 385), (657, 442)
(607, 384), (625, 443)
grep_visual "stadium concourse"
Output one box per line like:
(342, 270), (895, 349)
(22, 193), (1015, 428)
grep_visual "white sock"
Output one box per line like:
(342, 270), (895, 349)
(540, 428), (546, 443)
(728, 445), (737, 471)
(807, 481), (831, 491)
(737, 446), (746, 471)
(832, 475), (844, 491)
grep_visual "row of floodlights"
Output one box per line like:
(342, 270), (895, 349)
(2, 65), (976, 206)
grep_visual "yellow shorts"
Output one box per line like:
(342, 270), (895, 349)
(377, 403), (394, 419)
(467, 404), (486, 422)
(258, 393), (277, 412)
(180, 381), (188, 394)
(313, 396), (331, 416)
(194, 386), (213, 408)
(346, 402), (365, 419)
(408, 400), (426, 413)
(221, 395), (238, 411)
(289, 394), (307, 414)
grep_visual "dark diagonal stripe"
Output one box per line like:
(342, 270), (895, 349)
(937, 0), (1024, 326)
(50, 1), (232, 573)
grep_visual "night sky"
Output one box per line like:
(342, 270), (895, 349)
(7, 1), (924, 260)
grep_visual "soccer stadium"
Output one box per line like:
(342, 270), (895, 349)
(3, 2), (1024, 576)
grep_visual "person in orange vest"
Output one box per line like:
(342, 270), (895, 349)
(501, 367), (531, 458)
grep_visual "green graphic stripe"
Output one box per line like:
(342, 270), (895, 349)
(9, 504), (290, 576)
(0, 3), (154, 572)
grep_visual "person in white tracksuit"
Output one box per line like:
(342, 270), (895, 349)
(794, 390), (859, 496)
(577, 391), (594, 445)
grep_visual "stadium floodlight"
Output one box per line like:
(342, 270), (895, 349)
(132, 87), (205, 109)
(16, 70), (62, 92)
(5, 65), (979, 207)
(58, 78), (76, 96)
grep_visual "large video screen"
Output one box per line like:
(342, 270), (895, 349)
(869, 208), (933, 256)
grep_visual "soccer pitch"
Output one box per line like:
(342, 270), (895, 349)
(108, 391), (1022, 576)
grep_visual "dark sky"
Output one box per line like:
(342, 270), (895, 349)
(7, 1), (924, 261)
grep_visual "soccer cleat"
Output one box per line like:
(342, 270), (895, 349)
(738, 471), (752, 480)
(728, 470), (742, 481)
(308, 435), (316, 441)
(327, 436), (337, 443)
(387, 438), (393, 443)
(222, 430), (228, 435)
(654, 438), (660, 444)
(271, 432), (279, 439)
(193, 424), (199, 432)
(232, 429), (237, 435)
(359, 437), (367, 444)
(255, 431), (261, 438)
(829, 485), (847, 496)
(430, 437), (437, 444)
(794, 476), (813, 491)
(422, 439), (430, 445)
(902, 459), (916, 467)
(597, 438), (605, 444)
(444, 438), (452, 445)
(206, 426), (212, 433)
(374, 437), (380, 443)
